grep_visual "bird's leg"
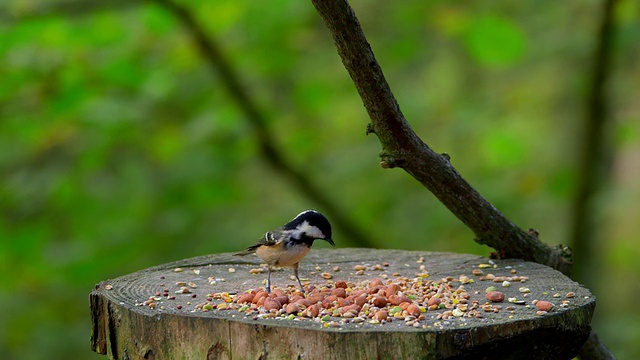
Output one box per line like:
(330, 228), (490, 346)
(266, 265), (272, 293)
(293, 263), (305, 294)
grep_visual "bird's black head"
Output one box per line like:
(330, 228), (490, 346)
(284, 210), (334, 246)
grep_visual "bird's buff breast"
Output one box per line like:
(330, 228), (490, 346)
(256, 243), (310, 268)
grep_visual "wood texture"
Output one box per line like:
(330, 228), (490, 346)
(91, 249), (594, 359)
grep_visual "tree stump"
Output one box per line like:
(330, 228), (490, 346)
(90, 248), (594, 359)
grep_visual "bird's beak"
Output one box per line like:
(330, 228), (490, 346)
(324, 238), (335, 247)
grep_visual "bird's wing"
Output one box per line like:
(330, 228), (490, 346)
(234, 229), (284, 256)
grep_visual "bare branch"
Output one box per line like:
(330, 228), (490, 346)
(152, 0), (376, 247)
(310, 0), (572, 275)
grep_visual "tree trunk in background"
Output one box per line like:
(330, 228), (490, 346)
(570, 0), (616, 289)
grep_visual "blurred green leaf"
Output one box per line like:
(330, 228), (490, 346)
(463, 15), (526, 67)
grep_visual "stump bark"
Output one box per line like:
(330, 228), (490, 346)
(90, 248), (594, 359)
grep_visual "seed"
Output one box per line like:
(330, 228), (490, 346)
(510, 268), (517, 274)
(285, 302), (301, 314)
(536, 310), (547, 316)
(331, 288), (347, 298)
(406, 304), (421, 317)
(386, 283), (400, 297)
(228, 268), (236, 273)
(321, 272), (333, 279)
(372, 296), (388, 307)
(335, 280), (348, 289)
(176, 305), (182, 309)
(250, 268), (263, 274)
(374, 310), (388, 321)
(388, 295), (411, 306)
(427, 296), (441, 307)
(389, 306), (403, 316)
(485, 273), (495, 280)
(518, 287), (530, 293)
(353, 265), (367, 271)
(306, 305), (320, 318)
(235, 293), (254, 304)
(174, 268), (183, 272)
(472, 269), (483, 276)
(263, 298), (281, 311)
(342, 310), (357, 318)
(356, 270), (365, 275)
(321, 295), (338, 309)
(188, 282), (197, 288)
(478, 264), (491, 269)
(502, 281), (510, 287)
(566, 292), (575, 298)
(536, 301), (554, 312)
(485, 291), (505, 303)
(307, 294), (324, 304)
(333, 266), (340, 272)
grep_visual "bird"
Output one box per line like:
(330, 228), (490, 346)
(234, 210), (334, 293)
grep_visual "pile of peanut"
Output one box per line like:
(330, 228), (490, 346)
(218, 276), (493, 327)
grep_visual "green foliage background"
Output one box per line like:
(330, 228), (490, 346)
(1, 0), (639, 358)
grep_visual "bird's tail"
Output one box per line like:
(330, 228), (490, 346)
(234, 245), (259, 256)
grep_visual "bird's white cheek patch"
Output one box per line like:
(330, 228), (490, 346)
(297, 221), (324, 239)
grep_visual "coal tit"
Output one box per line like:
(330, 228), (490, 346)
(234, 210), (334, 293)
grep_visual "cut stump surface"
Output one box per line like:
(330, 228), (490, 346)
(90, 248), (594, 359)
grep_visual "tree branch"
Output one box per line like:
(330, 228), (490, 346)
(151, 0), (376, 248)
(311, 0), (572, 275)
